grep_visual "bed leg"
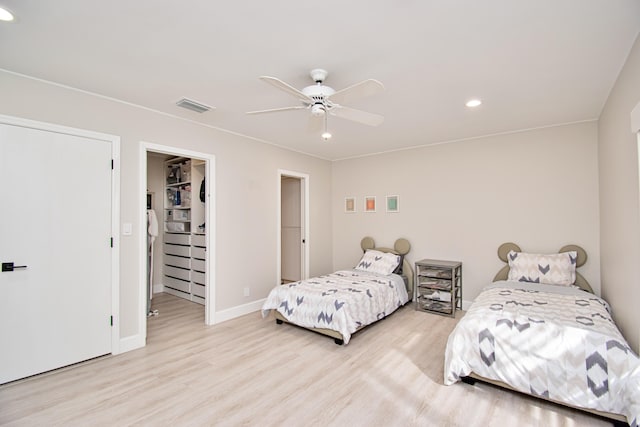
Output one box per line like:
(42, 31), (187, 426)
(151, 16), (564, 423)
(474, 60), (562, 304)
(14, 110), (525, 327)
(461, 376), (477, 385)
(334, 338), (344, 345)
(276, 319), (283, 325)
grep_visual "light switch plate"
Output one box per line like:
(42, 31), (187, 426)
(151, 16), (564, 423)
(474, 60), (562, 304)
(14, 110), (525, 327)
(122, 223), (133, 236)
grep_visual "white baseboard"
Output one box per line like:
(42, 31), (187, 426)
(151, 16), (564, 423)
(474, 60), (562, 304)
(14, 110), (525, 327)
(153, 283), (164, 294)
(461, 299), (473, 311)
(215, 298), (266, 324)
(117, 333), (145, 354)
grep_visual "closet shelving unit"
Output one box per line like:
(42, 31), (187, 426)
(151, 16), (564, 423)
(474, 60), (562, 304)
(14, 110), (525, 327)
(163, 156), (206, 305)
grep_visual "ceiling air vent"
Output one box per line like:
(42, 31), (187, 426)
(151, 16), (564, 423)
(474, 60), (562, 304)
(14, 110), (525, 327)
(176, 98), (213, 113)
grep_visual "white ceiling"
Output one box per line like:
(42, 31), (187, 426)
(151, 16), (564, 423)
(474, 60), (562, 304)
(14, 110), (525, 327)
(1, 1), (639, 160)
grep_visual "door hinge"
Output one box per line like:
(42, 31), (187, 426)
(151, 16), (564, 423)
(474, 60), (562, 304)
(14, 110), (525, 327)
(110, 316), (113, 326)
(110, 237), (114, 247)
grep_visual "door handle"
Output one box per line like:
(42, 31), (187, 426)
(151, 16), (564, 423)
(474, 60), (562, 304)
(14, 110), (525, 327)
(2, 262), (28, 272)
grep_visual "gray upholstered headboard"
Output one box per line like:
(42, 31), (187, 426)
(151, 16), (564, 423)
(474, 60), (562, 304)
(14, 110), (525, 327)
(360, 236), (414, 299)
(493, 242), (594, 293)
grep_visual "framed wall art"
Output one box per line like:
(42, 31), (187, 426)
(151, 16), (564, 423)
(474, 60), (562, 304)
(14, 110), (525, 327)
(364, 196), (376, 213)
(386, 195), (399, 213)
(344, 196), (356, 213)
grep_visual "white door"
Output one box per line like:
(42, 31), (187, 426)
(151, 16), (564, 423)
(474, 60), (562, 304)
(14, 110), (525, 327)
(0, 122), (113, 384)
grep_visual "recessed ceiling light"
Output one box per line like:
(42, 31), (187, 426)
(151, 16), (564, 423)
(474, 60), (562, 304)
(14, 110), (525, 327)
(466, 99), (482, 108)
(0, 7), (15, 22)
(321, 132), (332, 141)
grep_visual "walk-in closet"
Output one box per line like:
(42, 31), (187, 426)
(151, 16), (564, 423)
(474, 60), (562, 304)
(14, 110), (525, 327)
(147, 152), (208, 319)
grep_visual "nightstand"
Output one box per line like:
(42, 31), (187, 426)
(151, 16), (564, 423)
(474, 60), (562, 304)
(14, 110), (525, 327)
(415, 259), (462, 317)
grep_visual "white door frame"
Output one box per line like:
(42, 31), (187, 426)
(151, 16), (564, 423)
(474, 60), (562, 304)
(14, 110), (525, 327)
(0, 113), (121, 355)
(277, 169), (309, 283)
(139, 142), (216, 338)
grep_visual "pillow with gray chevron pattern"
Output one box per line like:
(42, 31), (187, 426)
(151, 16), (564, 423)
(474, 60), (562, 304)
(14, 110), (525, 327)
(507, 250), (577, 286)
(355, 249), (401, 276)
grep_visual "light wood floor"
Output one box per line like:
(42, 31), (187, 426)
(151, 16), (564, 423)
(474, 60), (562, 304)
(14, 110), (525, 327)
(0, 293), (615, 426)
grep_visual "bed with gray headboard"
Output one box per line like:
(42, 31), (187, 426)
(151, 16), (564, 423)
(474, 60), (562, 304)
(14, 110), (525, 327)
(444, 242), (639, 425)
(262, 237), (413, 345)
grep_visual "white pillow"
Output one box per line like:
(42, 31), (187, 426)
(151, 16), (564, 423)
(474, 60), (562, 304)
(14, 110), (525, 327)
(355, 249), (400, 276)
(507, 250), (577, 286)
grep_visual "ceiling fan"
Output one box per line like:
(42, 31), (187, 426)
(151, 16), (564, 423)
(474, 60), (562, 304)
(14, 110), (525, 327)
(247, 69), (384, 140)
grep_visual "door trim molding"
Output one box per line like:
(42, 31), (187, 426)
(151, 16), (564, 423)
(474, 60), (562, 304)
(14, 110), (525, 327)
(139, 142), (217, 337)
(277, 169), (310, 284)
(0, 113), (121, 355)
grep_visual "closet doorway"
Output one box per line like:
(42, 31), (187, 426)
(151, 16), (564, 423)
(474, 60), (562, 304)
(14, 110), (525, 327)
(139, 142), (216, 344)
(278, 170), (309, 284)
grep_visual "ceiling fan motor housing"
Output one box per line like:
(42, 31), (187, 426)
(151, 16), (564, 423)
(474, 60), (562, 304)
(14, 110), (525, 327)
(302, 84), (335, 100)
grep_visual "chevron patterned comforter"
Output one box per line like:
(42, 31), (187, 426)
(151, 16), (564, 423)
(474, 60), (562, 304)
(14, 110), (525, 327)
(444, 281), (640, 426)
(261, 270), (409, 344)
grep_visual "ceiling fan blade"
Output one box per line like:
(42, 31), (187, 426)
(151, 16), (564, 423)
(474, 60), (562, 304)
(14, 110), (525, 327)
(328, 79), (384, 105)
(330, 106), (384, 126)
(246, 106), (307, 115)
(259, 76), (313, 103)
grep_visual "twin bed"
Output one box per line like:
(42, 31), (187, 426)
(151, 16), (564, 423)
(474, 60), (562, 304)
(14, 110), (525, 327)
(262, 239), (639, 425)
(262, 237), (413, 345)
(444, 242), (640, 426)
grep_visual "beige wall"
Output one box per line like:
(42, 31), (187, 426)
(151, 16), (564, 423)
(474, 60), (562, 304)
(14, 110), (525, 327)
(0, 70), (333, 341)
(598, 34), (640, 353)
(332, 122), (601, 309)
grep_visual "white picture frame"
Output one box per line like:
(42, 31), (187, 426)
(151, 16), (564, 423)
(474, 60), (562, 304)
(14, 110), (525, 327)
(386, 195), (399, 213)
(364, 196), (376, 213)
(344, 196), (356, 213)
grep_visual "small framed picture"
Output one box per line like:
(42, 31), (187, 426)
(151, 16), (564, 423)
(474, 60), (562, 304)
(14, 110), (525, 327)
(365, 196), (376, 212)
(386, 195), (399, 213)
(344, 197), (356, 213)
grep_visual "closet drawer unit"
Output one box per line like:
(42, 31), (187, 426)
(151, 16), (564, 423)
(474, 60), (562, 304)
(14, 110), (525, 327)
(164, 265), (190, 281)
(192, 283), (205, 298)
(191, 258), (206, 273)
(191, 270), (206, 285)
(191, 246), (206, 260)
(165, 254), (190, 269)
(164, 276), (190, 293)
(192, 234), (206, 247)
(166, 209), (190, 221)
(164, 243), (191, 258)
(164, 233), (191, 245)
